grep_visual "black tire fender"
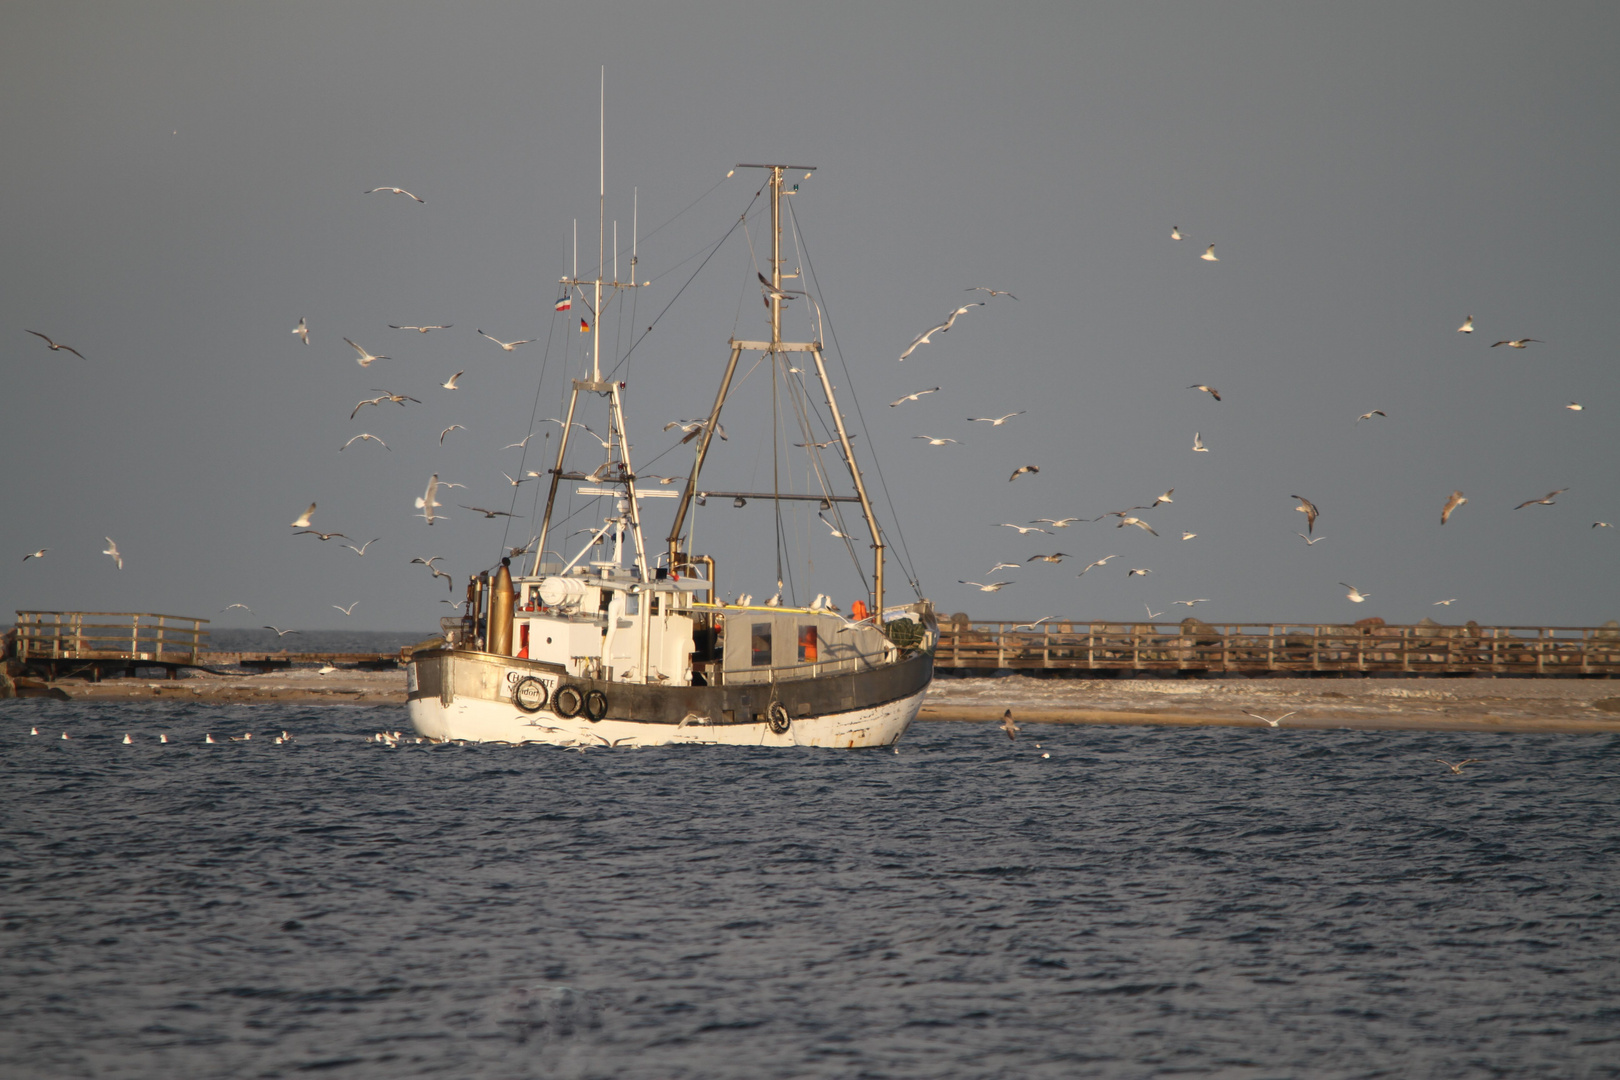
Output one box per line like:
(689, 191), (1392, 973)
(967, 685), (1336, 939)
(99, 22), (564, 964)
(767, 702), (791, 735)
(512, 676), (548, 713)
(584, 689), (608, 722)
(553, 685), (584, 718)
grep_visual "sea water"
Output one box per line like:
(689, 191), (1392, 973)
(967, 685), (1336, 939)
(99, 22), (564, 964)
(2, 699), (1617, 1079)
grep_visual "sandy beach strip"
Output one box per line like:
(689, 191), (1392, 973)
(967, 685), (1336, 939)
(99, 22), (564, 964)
(9, 671), (1620, 733)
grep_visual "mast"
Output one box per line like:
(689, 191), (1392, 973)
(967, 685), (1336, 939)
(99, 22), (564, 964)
(668, 164), (885, 618)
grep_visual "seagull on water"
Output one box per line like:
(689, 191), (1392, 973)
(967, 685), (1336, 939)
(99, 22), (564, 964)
(1357, 410), (1386, 422)
(1457, 315), (1473, 333)
(441, 371), (464, 390)
(439, 425), (465, 445)
(1296, 533), (1326, 545)
(913, 435), (958, 445)
(1244, 710), (1297, 728)
(969, 412), (1025, 426)
(344, 338), (388, 367)
(1188, 384), (1221, 401)
(340, 538), (380, 556)
(1000, 709), (1019, 740)
(1514, 488), (1567, 510)
(290, 503), (316, 528)
(1009, 465), (1040, 482)
(292, 317), (309, 345)
(333, 602), (359, 615)
(478, 329), (534, 351)
(341, 433), (389, 451)
(1441, 490), (1467, 525)
(1436, 758), (1481, 774)
(263, 625), (300, 637)
(123, 733), (133, 744)
(1340, 583), (1369, 603)
(364, 186), (424, 202)
(102, 537), (123, 570)
(1077, 555), (1119, 575)
(1292, 495), (1320, 533)
(23, 548), (47, 561)
(997, 523), (1049, 535)
(1201, 244), (1218, 261)
(1491, 338), (1541, 348)
(890, 387), (940, 407)
(960, 580), (1012, 592)
(1192, 432), (1209, 452)
(25, 330), (85, 359)
(389, 323), (451, 333)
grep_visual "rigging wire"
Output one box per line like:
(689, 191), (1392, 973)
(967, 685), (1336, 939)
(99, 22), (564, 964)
(498, 303), (562, 560)
(787, 197), (924, 602)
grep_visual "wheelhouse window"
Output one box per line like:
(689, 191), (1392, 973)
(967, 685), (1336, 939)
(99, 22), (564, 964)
(798, 625), (818, 662)
(751, 623), (773, 666)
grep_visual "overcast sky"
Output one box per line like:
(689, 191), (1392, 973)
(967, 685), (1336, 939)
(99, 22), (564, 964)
(4, 2), (1617, 634)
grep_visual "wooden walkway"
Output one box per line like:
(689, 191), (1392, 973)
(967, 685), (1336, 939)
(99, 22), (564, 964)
(937, 619), (1620, 677)
(10, 611), (210, 680)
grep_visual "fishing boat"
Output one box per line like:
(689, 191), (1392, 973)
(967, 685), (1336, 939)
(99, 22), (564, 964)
(406, 161), (936, 747)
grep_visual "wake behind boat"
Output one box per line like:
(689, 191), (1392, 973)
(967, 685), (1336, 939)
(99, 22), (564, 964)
(407, 162), (936, 747)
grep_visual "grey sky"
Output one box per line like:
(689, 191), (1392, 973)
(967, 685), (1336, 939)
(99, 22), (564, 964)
(4, 2), (1617, 632)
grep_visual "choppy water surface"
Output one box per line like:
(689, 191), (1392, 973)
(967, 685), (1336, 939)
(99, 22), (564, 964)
(3, 701), (1618, 1079)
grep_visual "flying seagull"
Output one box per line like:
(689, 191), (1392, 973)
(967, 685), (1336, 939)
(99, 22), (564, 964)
(350, 395), (389, 419)
(1000, 709), (1019, 740)
(890, 387), (940, 407)
(1033, 517), (1082, 528)
(1433, 598), (1458, 605)
(1027, 553), (1071, 563)
(1192, 432), (1208, 452)
(415, 475), (442, 524)
(333, 602), (359, 616)
(1490, 338), (1541, 348)
(23, 548), (47, 561)
(1127, 567), (1152, 577)
(1357, 410), (1386, 422)
(364, 186), (424, 202)
(1013, 616), (1058, 631)
(1514, 488), (1567, 510)
(221, 603), (253, 613)
(1457, 315), (1473, 333)
(1340, 583), (1369, 603)
(1292, 495), (1320, 534)
(959, 580), (1012, 592)
(989, 562), (1021, 573)
(1116, 516), (1158, 536)
(1152, 490), (1174, 507)
(372, 389), (420, 407)
(1009, 465), (1039, 482)
(389, 324), (451, 333)
(913, 435), (958, 446)
(1201, 244), (1218, 261)
(1565, 402), (1583, 411)
(1436, 758), (1481, 774)
(290, 503), (316, 528)
(439, 425), (465, 445)
(460, 505), (520, 519)
(1076, 555), (1119, 575)
(818, 512), (855, 539)
(344, 338), (388, 367)
(102, 538), (123, 570)
(1171, 226), (1184, 240)
(478, 329), (534, 351)
(968, 287), (1019, 299)
(1188, 384), (1221, 401)
(441, 371), (464, 389)
(25, 330), (85, 359)
(1173, 599), (1211, 607)
(263, 625), (301, 637)
(1145, 603), (1165, 619)
(898, 302), (983, 360)
(969, 412), (1026, 426)
(1296, 533), (1326, 545)
(1595, 522), (1614, 529)
(295, 530), (350, 541)
(1441, 490), (1467, 525)
(292, 317), (309, 345)
(1244, 710), (1297, 728)
(341, 433), (389, 451)
(340, 538), (380, 556)
(997, 523), (1048, 535)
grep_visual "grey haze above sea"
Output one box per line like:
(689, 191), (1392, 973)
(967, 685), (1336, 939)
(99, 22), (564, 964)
(2, 699), (1618, 1079)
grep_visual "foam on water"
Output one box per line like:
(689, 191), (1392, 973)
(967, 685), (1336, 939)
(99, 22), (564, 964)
(3, 698), (1618, 1078)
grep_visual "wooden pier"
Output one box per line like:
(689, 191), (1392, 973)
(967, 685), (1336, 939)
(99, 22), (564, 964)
(9, 611), (210, 680)
(937, 618), (1620, 677)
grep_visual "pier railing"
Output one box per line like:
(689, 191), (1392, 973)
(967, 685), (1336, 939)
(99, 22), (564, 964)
(937, 620), (1620, 676)
(12, 611), (211, 668)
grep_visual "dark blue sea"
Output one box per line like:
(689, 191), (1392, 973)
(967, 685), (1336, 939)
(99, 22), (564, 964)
(3, 700), (1618, 1079)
